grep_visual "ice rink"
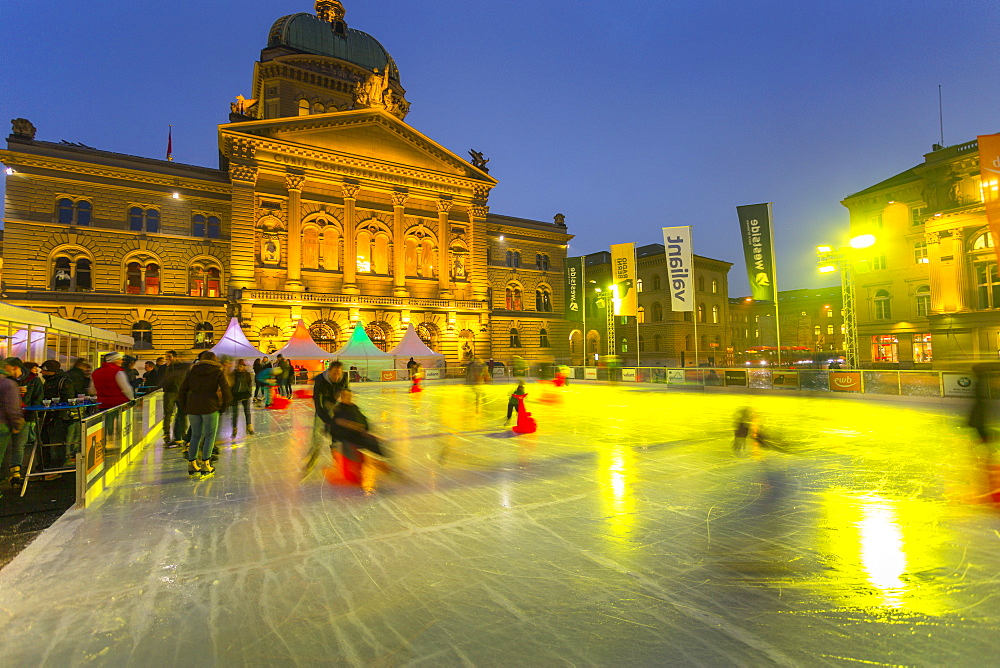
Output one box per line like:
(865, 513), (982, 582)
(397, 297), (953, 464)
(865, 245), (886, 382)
(1, 381), (998, 666)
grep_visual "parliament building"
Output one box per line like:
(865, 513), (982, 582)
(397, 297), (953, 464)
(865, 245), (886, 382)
(0, 1), (572, 366)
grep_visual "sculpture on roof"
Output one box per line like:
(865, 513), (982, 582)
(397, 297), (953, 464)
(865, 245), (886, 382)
(469, 149), (490, 173)
(354, 68), (410, 119)
(316, 0), (346, 24)
(10, 118), (36, 140)
(230, 95), (258, 117)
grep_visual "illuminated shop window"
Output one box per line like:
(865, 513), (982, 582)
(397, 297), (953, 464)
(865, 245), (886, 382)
(871, 334), (898, 363)
(125, 261), (160, 295)
(189, 264), (222, 297)
(912, 334), (932, 363)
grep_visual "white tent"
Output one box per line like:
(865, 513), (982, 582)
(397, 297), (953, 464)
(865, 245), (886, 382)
(210, 318), (265, 359)
(390, 324), (445, 369)
(274, 320), (338, 360)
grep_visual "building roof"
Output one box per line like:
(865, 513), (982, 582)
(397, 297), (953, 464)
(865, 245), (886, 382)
(267, 12), (399, 80)
(844, 166), (920, 200)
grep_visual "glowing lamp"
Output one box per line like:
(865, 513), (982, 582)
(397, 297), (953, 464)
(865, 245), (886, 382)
(818, 265), (837, 274)
(4, 167), (14, 175)
(849, 234), (876, 249)
(172, 192), (180, 199)
(498, 235), (504, 241)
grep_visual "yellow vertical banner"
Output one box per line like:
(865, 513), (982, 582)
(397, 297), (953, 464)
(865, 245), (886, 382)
(979, 134), (1000, 266)
(610, 243), (637, 316)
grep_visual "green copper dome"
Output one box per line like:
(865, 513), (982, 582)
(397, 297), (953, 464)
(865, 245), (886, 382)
(267, 13), (400, 80)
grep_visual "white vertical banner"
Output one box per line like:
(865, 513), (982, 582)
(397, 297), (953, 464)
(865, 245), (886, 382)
(662, 226), (694, 312)
(609, 243), (637, 316)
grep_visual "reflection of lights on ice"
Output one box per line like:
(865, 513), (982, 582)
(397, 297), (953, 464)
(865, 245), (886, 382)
(857, 496), (907, 607)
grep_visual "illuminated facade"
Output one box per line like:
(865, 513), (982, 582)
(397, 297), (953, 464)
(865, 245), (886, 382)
(0, 2), (571, 366)
(576, 245), (731, 367)
(841, 138), (993, 367)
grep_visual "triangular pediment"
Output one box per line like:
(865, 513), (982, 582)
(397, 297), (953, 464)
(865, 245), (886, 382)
(223, 110), (494, 182)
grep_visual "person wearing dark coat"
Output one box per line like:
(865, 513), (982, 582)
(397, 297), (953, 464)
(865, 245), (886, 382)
(326, 389), (384, 484)
(66, 358), (92, 397)
(39, 360), (74, 468)
(177, 351), (232, 477)
(229, 359), (254, 438)
(157, 350), (190, 447)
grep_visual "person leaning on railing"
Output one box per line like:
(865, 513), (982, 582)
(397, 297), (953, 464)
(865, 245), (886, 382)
(89, 352), (135, 410)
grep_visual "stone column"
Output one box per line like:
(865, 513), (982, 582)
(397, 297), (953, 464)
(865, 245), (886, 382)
(341, 182), (360, 294)
(392, 191), (409, 297)
(952, 230), (969, 311)
(228, 163), (258, 292)
(468, 203), (490, 301)
(285, 173), (306, 292)
(437, 197), (453, 299)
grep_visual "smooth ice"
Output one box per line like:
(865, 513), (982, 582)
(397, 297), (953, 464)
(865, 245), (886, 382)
(1, 382), (998, 666)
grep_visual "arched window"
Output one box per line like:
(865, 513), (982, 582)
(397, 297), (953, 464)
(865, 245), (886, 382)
(712, 305), (719, 324)
(308, 320), (339, 352)
(637, 306), (645, 324)
(373, 234), (389, 274)
(916, 285), (931, 316)
(509, 328), (521, 347)
(685, 334), (693, 350)
(207, 216), (221, 239)
(75, 258), (92, 291)
(302, 228), (320, 269)
(189, 262), (223, 297)
(192, 214), (221, 238)
(874, 289), (892, 320)
(535, 289), (543, 311)
(711, 279), (718, 294)
(128, 207), (159, 233)
(125, 260), (160, 295)
(321, 228), (339, 270)
(56, 198), (91, 225)
(621, 338), (628, 353)
(539, 328), (550, 347)
(651, 274), (661, 290)
(416, 323), (437, 351)
(366, 323), (388, 351)
(356, 230), (372, 273)
(505, 287), (513, 310)
(192, 214), (206, 237)
(698, 276), (705, 292)
(53, 257), (72, 291)
(973, 231), (994, 250)
(638, 336), (645, 352)
(513, 287), (523, 310)
(506, 250), (514, 267)
(536, 254), (543, 270)
(535, 287), (552, 312)
(652, 302), (663, 321)
(194, 322), (214, 349)
(132, 321), (154, 350)
(543, 255), (550, 270)
(653, 334), (661, 351)
(700, 335), (707, 350)
(312, 101), (325, 114)
(697, 303), (705, 323)
(298, 99), (311, 116)
(637, 278), (643, 293)
(418, 238), (435, 277)
(814, 325), (821, 336)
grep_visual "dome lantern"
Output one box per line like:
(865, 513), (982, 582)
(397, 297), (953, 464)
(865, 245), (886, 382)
(315, 0), (347, 33)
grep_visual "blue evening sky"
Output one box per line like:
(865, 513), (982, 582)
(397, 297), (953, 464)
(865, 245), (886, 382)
(1, 0), (997, 295)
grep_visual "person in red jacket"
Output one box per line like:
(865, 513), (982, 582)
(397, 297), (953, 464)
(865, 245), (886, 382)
(89, 352), (135, 410)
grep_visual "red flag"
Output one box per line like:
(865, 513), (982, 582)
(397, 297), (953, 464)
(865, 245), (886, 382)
(166, 126), (173, 161)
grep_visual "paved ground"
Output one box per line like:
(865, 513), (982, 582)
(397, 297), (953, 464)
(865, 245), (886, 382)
(0, 381), (998, 666)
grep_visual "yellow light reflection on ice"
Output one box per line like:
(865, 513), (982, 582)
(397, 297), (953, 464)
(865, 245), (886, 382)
(598, 445), (636, 543)
(819, 489), (950, 614)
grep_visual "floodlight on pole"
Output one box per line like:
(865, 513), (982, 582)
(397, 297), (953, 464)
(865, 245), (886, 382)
(816, 235), (876, 369)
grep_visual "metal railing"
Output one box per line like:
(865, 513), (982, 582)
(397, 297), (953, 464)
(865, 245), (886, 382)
(567, 367), (974, 399)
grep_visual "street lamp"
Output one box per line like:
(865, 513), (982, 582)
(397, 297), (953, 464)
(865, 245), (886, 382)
(816, 234), (876, 369)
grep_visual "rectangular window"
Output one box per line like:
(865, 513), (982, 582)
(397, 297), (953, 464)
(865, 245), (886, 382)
(916, 294), (930, 317)
(913, 241), (928, 264)
(869, 213), (883, 229)
(872, 254), (887, 270)
(827, 324), (834, 335)
(976, 263), (1000, 309)
(871, 334), (899, 363)
(911, 206), (927, 226)
(912, 334), (932, 363)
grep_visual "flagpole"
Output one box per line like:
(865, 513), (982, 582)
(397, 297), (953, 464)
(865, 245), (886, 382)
(769, 203), (782, 369)
(693, 229), (699, 371)
(581, 256), (587, 368)
(634, 246), (640, 368)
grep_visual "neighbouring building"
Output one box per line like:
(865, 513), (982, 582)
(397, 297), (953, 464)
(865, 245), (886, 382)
(0, 1), (572, 367)
(841, 137), (995, 368)
(573, 244), (732, 367)
(729, 287), (845, 365)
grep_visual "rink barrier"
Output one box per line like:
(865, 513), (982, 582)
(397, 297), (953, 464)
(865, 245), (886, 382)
(76, 390), (165, 507)
(567, 367), (976, 400)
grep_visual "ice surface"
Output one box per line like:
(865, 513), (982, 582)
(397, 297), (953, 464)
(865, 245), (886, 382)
(0, 382), (997, 666)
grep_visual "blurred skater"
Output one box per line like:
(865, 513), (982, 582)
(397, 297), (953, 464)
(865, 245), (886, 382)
(325, 389), (387, 484)
(465, 358), (487, 410)
(505, 381), (526, 424)
(303, 361), (350, 477)
(967, 364), (1000, 502)
(733, 407), (789, 456)
(409, 362), (424, 393)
